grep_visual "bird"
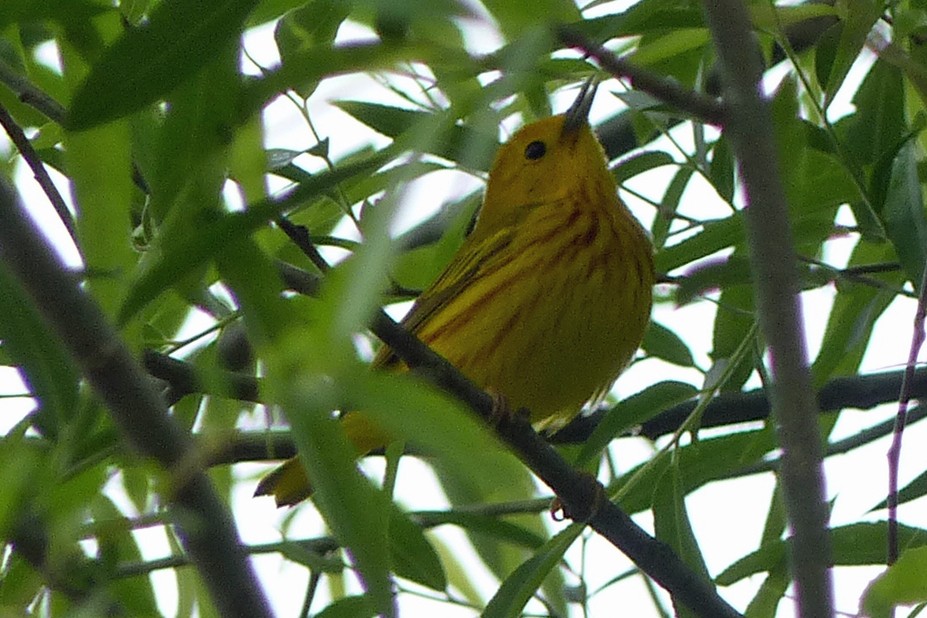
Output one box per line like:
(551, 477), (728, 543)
(256, 78), (655, 506)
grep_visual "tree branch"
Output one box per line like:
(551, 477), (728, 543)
(557, 27), (726, 126)
(0, 103), (77, 242)
(701, 1), (834, 616)
(0, 58), (67, 123)
(144, 312), (927, 446)
(0, 179), (271, 618)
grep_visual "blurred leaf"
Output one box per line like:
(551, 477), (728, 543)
(483, 524), (582, 618)
(336, 100), (500, 171)
(710, 264), (756, 393)
(744, 567), (790, 618)
(433, 458), (564, 611)
(0, 427), (43, 539)
(0, 0), (109, 31)
(863, 546), (927, 618)
(118, 151), (390, 324)
(415, 510), (545, 549)
(629, 28), (711, 70)
(0, 266), (80, 433)
(242, 41), (468, 122)
(350, 372), (523, 500)
(387, 504), (446, 590)
(274, 0), (350, 98)
(583, 2), (705, 40)
(659, 166), (694, 223)
(216, 236), (395, 612)
(390, 193), (476, 291)
(92, 498), (159, 615)
(68, 0), (260, 129)
(482, 0), (579, 39)
(64, 122), (135, 320)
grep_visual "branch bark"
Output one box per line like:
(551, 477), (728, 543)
(701, 1), (835, 616)
(0, 179), (271, 618)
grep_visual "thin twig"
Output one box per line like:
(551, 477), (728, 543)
(557, 26), (726, 126)
(0, 59), (67, 123)
(0, 103), (78, 242)
(887, 266), (927, 564)
(700, 0), (835, 615)
(728, 405), (927, 480)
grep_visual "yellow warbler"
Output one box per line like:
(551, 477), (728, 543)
(256, 79), (654, 506)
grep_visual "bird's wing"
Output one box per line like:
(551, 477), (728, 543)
(373, 225), (516, 369)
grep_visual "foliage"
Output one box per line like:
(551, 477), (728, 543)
(0, 0), (926, 616)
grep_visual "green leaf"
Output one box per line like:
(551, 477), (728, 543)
(652, 462), (709, 618)
(336, 100), (500, 171)
(863, 546), (927, 618)
(612, 150), (675, 186)
(64, 121), (135, 320)
(431, 460), (564, 612)
(0, 0), (109, 31)
(0, 266), (80, 433)
(315, 595), (376, 618)
(642, 321), (695, 367)
(388, 505), (447, 590)
(349, 372), (523, 498)
(719, 522), (927, 585)
(483, 524), (582, 618)
(870, 466), (927, 511)
(414, 510), (545, 550)
(674, 255), (753, 307)
(274, 0), (350, 98)
(710, 265), (756, 393)
(576, 381), (698, 469)
(820, 0), (881, 107)
(482, 0), (579, 39)
(68, 0), (260, 129)
(811, 240), (900, 382)
(655, 213), (744, 274)
(617, 427), (776, 515)
(242, 42), (466, 123)
(118, 151), (390, 324)
(839, 59), (906, 166)
(0, 427), (43, 539)
(744, 567), (790, 618)
(881, 141), (927, 289)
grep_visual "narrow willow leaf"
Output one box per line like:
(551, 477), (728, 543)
(483, 524), (582, 618)
(68, 0), (260, 129)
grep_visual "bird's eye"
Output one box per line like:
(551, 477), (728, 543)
(524, 140), (547, 160)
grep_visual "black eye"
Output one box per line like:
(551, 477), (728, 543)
(524, 140), (546, 160)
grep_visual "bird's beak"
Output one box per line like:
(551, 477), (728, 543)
(561, 76), (598, 136)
